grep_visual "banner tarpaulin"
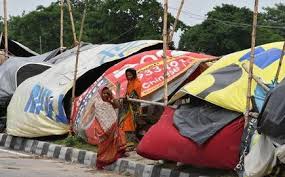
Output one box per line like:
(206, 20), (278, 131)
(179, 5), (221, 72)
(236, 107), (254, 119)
(72, 50), (216, 144)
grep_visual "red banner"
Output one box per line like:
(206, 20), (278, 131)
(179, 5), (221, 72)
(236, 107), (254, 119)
(102, 50), (215, 97)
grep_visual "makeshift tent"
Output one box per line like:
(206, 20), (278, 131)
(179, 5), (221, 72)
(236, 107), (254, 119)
(170, 42), (285, 113)
(0, 48), (63, 105)
(137, 107), (244, 169)
(7, 40), (162, 137)
(0, 35), (38, 57)
(72, 50), (216, 145)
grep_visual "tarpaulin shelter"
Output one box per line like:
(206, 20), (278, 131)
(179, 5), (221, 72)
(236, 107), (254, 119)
(7, 40), (162, 137)
(0, 48), (65, 121)
(0, 49), (62, 104)
(0, 35), (38, 57)
(170, 41), (285, 113)
(72, 50), (216, 145)
(137, 41), (285, 170)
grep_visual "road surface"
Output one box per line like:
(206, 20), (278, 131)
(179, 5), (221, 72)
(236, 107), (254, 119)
(0, 147), (127, 177)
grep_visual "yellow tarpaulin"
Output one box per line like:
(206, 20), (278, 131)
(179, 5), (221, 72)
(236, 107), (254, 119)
(171, 42), (285, 113)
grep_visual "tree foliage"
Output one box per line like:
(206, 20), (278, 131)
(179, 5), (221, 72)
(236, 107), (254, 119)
(263, 3), (285, 37)
(179, 4), (284, 56)
(4, 0), (185, 53)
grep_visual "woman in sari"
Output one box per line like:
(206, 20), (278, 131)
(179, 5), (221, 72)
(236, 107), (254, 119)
(119, 68), (142, 149)
(94, 87), (127, 169)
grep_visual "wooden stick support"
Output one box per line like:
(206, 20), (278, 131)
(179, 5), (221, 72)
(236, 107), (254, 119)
(60, 0), (64, 52)
(274, 41), (285, 83)
(3, 0), (8, 60)
(245, 0), (259, 126)
(70, 7), (87, 133)
(242, 63), (270, 92)
(0, 32), (3, 64)
(169, 0), (184, 43)
(66, 0), (78, 45)
(127, 97), (176, 109)
(162, 0), (169, 106)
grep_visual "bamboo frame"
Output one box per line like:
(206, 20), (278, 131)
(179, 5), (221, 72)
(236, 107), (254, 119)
(162, 0), (168, 106)
(169, 0), (184, 43)
(66, 0), (78, 45)
(242, 63), (270, 92)
(245, 0), (259, 125)
(70, 7), (87, 132)
(60, 0), (64, 52)
(274, 42), (285, 83)
(3, 0), (8, 60)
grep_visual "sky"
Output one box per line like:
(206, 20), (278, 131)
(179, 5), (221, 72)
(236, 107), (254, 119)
(0, 0), (284, 46)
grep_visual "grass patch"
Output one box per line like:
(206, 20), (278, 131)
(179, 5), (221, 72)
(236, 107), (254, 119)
(53, 135), (97, 152)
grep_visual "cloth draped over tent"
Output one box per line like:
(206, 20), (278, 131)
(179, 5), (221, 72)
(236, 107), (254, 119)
(173, 97), (241, 145)
(257, 78), (285, 144)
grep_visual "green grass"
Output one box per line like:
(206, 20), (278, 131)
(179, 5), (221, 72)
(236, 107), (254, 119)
(53, 135), (97, 152)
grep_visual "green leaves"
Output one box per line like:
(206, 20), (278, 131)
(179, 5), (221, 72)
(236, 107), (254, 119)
(179, 4), (284, 56)
(5, 0), (184, 53)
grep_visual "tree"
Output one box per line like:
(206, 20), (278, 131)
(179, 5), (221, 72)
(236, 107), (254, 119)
(263, 3), (285, 38)
(7, 0), (185, 53)
(179, 4), (283, 56)
(8, 2), (65, 53)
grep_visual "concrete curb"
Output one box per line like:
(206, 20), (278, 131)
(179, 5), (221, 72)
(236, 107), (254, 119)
(0, 133), (208, 177)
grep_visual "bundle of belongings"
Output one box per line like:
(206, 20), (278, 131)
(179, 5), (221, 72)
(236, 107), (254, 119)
(243, 78), (285, 177)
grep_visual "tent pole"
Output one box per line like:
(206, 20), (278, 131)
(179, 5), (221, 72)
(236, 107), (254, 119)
(169, 0), (184, 44)
(242, 63), (270, 92)
(274, 42), (285, 83)
(127, 97), (176, 109)
(162, 0), (168, 106)
(70, 6), (87, 134)
(245, 0), (259, 126)
(0, 32), (3, 64)
(66, 0), (78, 46)
(3, 0), (8, 61)
(60, 0), (64, 52)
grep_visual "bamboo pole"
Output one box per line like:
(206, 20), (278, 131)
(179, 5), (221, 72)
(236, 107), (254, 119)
(116, 82), (121, 124)
(70, 7), (87, 133)
(66, 0), (78, 45)
(245, 0), (259, 125)
(162, 0), (168, 106)
(39, 36), (43, 54)
(3, 0), (8, 60)
(0, 32), (2, 45)
(127, 97), (176, 109)
(242, 63), (270, 92)
(0, 32), (3, 64)
(60, 0), (64, 52)
(274, 42), (285, 83)
(169, 0), (184, 43)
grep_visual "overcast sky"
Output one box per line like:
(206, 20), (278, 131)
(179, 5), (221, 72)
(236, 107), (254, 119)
(0, 0), (284, 45)
(1, 0), (284, 25)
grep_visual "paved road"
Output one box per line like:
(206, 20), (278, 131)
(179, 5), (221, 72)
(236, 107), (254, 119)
(0, 147), (127, 177)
